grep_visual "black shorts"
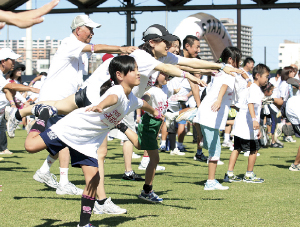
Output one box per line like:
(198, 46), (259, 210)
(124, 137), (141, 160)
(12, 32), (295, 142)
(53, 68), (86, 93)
(234, 136), (260, 152)
(75, 87), (92, 108)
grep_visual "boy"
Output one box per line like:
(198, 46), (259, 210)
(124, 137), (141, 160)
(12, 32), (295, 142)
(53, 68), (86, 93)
(224, 64), (270, 183)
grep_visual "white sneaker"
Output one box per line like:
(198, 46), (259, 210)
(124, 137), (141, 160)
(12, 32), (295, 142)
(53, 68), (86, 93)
(206, 160), (224, 165)
(5, 106), (19, 138)
(165, 112), (178, 128)
(33, 169), (59, 189)
(222, 140), (233, 148)
(274, 123), (283, 142)
(176, 107), (197, 123)
(186, 131), (193, 136)
(56, 182), (83, 195)
(204, 179), (229, 190)
(243, 151), (260, 157)
(170, 148), (185, 156)
(285, 136), (296, 143)
(138, 161), (165, 171)
(93, 197), (127, 214)
(132, 152), (141, 159)
(229, 144), (234, 151)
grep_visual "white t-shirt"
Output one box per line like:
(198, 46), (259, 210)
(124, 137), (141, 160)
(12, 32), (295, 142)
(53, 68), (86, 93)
(83, 49), (183, 100)
(286, 96), (300, 125)
(269, 77), (282, 112)
(50, 85), (143, 159)
(233, 83), (264, 140)
(167, 77), (191, 112)
(196, 69), (235, 130)
(39, 34), (91, 101)
(0, 71), (9, 118)
(144, 86), (172, 117)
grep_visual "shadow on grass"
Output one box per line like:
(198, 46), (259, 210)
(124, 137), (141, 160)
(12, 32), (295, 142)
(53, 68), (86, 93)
(35, 215), (159, 227)
(270, 164), (290, 169)
(0, 166), (28, 172)
(9, 149), (26, 153)
(14, 196), (80, 201)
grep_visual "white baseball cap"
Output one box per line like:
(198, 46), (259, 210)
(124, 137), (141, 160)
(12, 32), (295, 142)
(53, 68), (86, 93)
(71, 15), (101, 30)
(0, 48), (21, 61)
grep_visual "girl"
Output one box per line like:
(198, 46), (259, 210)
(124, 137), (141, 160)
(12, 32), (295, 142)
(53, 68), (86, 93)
(194, 46), (242, 190)
(24, 56), (160, 227)
(136, 72), (171, 202)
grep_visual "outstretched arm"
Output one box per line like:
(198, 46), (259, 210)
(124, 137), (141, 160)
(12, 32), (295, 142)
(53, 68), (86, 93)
(3, 83), (39, 93)
(82, 45), (137, 55)
(85, 94), (118, 112)
(0, 0), (60, 29)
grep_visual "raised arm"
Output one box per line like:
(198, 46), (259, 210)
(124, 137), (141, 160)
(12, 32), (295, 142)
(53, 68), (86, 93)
(82, 45), (137, 55)
(0, 0), (60, 29)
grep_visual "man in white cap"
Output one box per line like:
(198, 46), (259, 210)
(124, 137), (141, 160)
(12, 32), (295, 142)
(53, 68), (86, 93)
(5, 15), (137, 197)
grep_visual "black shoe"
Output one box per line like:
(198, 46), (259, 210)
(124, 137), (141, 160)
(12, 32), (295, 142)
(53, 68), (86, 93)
(270, 142), (283, 148)
(193, 153), (207, 162)
(122, 171), (144, 181)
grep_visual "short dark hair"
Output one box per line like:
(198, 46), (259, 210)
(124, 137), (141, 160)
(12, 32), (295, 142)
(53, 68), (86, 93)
(281, 66), (294, 81)
(40, 72), (47, 76)
(182, 35), (199, 50)
(218, 46), (242, 68)
(276, 69), (282, 76)
(243, 57), (255, 66)
(253, 63), (270, 80)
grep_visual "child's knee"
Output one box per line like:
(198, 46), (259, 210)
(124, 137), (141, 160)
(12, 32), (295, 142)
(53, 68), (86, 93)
(24, 140), (36, 153)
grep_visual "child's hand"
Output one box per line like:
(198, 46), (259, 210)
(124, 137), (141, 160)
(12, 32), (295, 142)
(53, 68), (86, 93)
(211, 100), (221, 112)
(85, 106), (103, 113)
(154, 110), (164, 121)
(223, 66), (243, 77)
(174, 88), (181, 94)
(256, 129), (261, 139)
(253, 120), (260, 130)
(136, 116), (141, 124)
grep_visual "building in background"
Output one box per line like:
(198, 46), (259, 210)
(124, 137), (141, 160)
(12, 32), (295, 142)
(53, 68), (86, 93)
(199, 18), (253, 62)
(278, 40), (300, 69)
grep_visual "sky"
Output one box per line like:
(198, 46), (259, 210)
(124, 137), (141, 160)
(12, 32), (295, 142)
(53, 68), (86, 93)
(0, 0), (299, 70)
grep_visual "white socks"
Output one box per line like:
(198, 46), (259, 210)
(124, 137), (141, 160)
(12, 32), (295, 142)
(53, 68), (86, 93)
(224, 133), (230, 142)
(59, 167), (69, 186)
(40, 155), (56, 173)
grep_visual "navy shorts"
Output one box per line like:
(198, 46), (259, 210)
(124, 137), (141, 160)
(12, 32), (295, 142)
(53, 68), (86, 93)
(40, 128), (98, 168)
(46, 114), (65, 129)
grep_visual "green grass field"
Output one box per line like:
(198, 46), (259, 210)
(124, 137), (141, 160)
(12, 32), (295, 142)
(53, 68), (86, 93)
(1, 129), (300, 227)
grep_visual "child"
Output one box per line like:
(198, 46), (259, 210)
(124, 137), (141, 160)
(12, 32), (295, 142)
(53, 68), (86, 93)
(224, 64), (270, 183)
(24, 56), (159, 227)
(193, 46), (242, 190)
(136, 72), (172, 202)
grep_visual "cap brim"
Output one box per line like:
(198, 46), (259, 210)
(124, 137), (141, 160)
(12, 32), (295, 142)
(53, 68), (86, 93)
(161, 34), (178, 42)
(85, 21), (101, 29)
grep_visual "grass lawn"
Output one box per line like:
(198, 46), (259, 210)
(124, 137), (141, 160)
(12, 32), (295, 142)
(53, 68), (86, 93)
(1, 129), (300, 226)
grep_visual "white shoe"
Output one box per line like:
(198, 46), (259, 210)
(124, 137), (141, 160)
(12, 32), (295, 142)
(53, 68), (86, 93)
(222, 140), (233, 148)
(243, 151), (260, 157)
(285, 136), (296, 143)
(132, 152), (141, 159)
(5, 106), (19, 138)
(164, 112), (178, 128)
(138, 161), (165, 171)
(186, 131), (193, 136)
(176, 107), (197, 123)
(93, 197), (127, 214)
(107, 136), (114, 141)
(33, 169), (58, 189)
(207, 160), (224, 165)
(170, 148), (185, 156)
(56, 182), (83, 195)
(204, 179), (229, 190)
(229, 144), (234, 151)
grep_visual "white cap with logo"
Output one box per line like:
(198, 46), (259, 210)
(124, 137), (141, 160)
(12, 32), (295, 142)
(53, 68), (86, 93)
(71, 15), (101, 30)
(0, 48), (21, 61)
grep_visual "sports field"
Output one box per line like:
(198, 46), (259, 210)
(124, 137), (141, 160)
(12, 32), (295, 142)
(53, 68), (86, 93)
(1, 130), (300, 226)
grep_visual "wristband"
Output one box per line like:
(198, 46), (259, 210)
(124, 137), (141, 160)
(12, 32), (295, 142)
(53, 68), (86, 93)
(246, 78), (250, 83)
(137, 115), (141, 117)
(91, 44), (95, 53)
(252, 118), (257, 122)
(31, 80), (35, 84)
(181, 71), (186, 78)
(155, 111), (162, 119)
(9, 100), (15, 104)
(220, 63), (226, 71)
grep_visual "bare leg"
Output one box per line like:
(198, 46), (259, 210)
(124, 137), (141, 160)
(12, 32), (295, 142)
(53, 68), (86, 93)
(145, 149), (159, 185)
(123, 140), (133, 172)
(161, 122), (168, 141)
(293, 146), (300, 165)
(25, 131), (47, 153)
(177, 123), (186, 143)
(58, 147), (70, 168)
(96, 137), (108, 200)
(81, 165), (100, 198)
(208, 160), (218, 180)
(228, 149), (242, 171)
(19, 94), (78, 117)
(247, 151), (258, 172)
